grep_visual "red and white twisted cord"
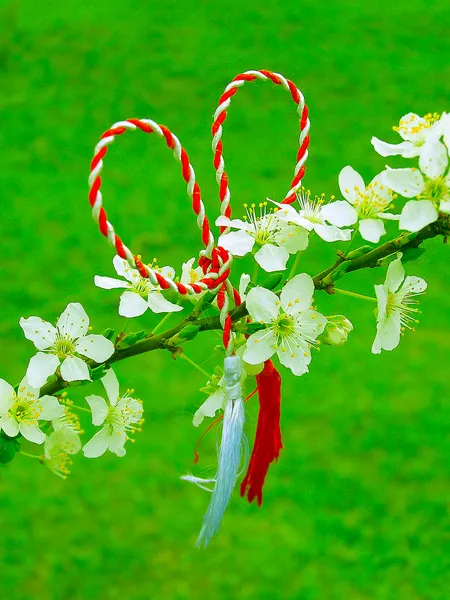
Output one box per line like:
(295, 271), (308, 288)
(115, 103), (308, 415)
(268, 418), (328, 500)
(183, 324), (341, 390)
(212, 70), (310, 232)
(88, 118), (231, 297)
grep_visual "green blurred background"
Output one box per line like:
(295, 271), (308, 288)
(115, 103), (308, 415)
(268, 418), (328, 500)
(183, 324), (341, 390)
(1, 0), (449, 598)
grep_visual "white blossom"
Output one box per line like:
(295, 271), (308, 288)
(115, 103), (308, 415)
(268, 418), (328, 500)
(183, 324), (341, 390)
(338, 167), (399, 243)
(372, 254), (427, 354)
(95, 256), (183, 318)
(83, 369), (143, 458)
(243, 274), (326, 376)
(372, 112), (445, 160)
(0, 377), (64, 444)
(271, 190), (354, 242)
(20, 303), (115, 388)
(43, 427), (81, 478)
(216, 202), (308, 272)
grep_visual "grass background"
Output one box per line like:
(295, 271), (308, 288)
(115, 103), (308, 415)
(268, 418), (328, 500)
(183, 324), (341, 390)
(0, 0), (449, 598)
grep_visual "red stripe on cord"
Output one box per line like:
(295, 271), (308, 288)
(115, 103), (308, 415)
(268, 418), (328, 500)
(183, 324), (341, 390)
(233, 287), (242, 306)
(192, 182), (201, 214)
(217, 284), (226, 310)
(223, 314), (232, 349)
(101, 127), (126, 138)
(180, 149), (190, 182)
(300, 105), (309, 129)
(283, 193), (297, 205)
(219, 172), (228, 201)
(287, 79), (300, 104)
(91, 147), (107, 171)
(98, 208), (108, 236)
(213, 140), (223, 170)
(297, 135), (310, 161)
(88, 176), (101, 207)
(114, 235), (126, 259)
(159, 125), (175, 149)
(233, 73), (258, 82)
(201, 216), (210, 246)
(127, 118), (153, 133)
(176, 282), (188, 295)
(218, 87), (238, 106)
(155, 272), (170, 289)
(259, 70), (281, 85)
(190, 283), (203, 294)
(211, 111), (227, 136)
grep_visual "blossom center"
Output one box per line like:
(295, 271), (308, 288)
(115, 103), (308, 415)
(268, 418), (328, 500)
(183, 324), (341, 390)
(421, 176), (449, 205)
(393, 112), (440, 143)
(274, 314), (295, 336)
(105, 395), (143, 438)
(354, 182), (391, 219)
(52, 336), (76, 358)
(11, 393), (41, 425)
(131, 278), (151, 297)
(297, 189), (325, 224)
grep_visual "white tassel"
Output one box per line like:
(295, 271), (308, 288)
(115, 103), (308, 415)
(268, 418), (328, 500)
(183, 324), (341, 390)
(182, 355), (247, 548)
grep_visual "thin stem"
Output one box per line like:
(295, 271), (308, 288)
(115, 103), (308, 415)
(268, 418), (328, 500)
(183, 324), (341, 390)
(288, 252), (302, 280)
(179, 353), (212, 379)
(252, 261), (259, 284)
(60, 399), (92, 414)
(345, 229), (359, 254)
(152, 312), (173, 335)
(334, 288), (377, 302)
(20, 451), (42, 460)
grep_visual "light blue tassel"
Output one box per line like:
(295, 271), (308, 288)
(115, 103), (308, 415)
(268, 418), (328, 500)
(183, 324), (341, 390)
(182, 355), (247, 548)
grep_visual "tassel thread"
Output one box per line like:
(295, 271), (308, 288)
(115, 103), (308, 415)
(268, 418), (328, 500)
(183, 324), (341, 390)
(240, 359), (283, 506)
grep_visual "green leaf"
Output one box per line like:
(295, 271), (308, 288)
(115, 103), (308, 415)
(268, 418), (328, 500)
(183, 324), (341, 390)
(100, 328), (115, 341)
(119, 331), (148, 348)
(401, 247), (426, 263)
(0, 435), (19, 464)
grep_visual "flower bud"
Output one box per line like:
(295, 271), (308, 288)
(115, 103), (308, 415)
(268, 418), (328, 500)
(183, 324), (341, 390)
(321, 315), (353, 346)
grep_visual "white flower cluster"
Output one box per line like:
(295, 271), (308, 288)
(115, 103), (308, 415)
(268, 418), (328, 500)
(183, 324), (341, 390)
(1, 303), (144, 477)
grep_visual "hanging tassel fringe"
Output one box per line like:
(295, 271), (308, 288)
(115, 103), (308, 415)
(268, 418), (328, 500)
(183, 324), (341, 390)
(182, 355), (247, 548)
(240, 359), (283, 506)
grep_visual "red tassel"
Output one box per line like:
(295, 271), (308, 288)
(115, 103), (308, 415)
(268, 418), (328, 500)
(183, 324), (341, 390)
(240, 359), (283, 506)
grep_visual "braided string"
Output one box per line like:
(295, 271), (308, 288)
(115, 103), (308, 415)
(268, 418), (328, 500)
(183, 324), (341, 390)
(88, 118), (230, 296)
(211, 69), (310, 233)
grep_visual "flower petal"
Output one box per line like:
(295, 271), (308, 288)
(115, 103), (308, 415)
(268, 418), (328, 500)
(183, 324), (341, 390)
(277, 347), (310, 376)
(39, 395), (65, 421)
(57, 303), (90, 339)
(338, 166), (365, 204)
(75, 334), (115, 362)
(26, 352), (60, 389)
(359, 219), (386, 243)
(254, 244), (289, 272)
(148, 292), (183, 314)
(20, 317), (57, 351)
(384, 168), (425, 198)
(181, 258), (195, 284)
(107, 432), (127, 457)
(218, 230), (255, 256)
(245, 287), (279, 322)
(374, 284), (388, 320)
(119, 291), (148, 318)
(385, 256), (405, 293)
(418, 140), (449, 180)
(399, 200), (438, 232)
(19, 422), (46, 445)
(60, 356), (90, 382)
(314, 223), (352, 242)
(274, 225), (309, 253)
(238, 273), (251, 300)
(216, 216), (253, 231)
(83, 427), (111, 458)
(243, 329), (277, 365)
(193, 388), (226, 427)
(0, 380), (15, 414)
(101, 369), (120, 406)
(0, 414), (19, 438)
(94, 276), (130, 290)
(371, 137), (417, 158)
(372, 313), (401, 354)
(320, 201), (358, 227)
(85, 395), (109, 426)
(113, 255), (136, 282)
(401, 276), (427, 294)
(281, 273), (314, 314)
